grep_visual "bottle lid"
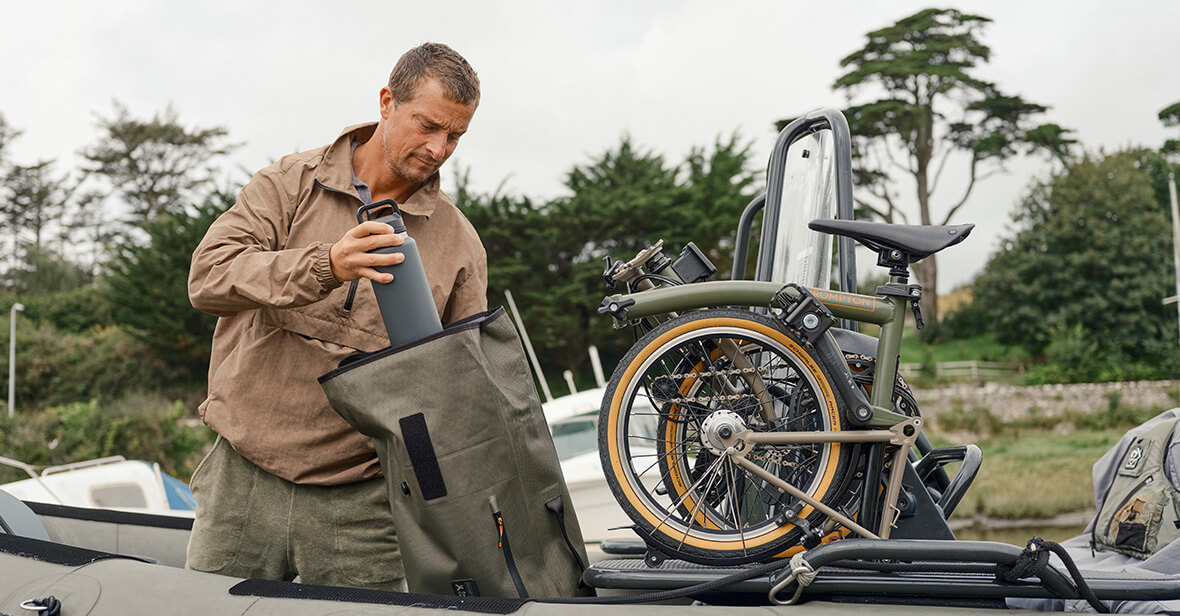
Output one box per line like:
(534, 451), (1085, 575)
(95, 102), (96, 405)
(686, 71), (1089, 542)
(357, 199), (406, 233)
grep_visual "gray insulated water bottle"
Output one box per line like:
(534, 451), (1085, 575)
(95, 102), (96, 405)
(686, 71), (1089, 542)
(358, 200), (443, 348)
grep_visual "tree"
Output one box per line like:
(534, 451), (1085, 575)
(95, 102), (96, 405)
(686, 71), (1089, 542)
(103, 193), (230, 380)
(970, 149), (1176, 379)
(0, 113), (22, 284)
(1160, 101), (1180, 155)
(0, 116), (91, 291)
(830, 8), (1073, 325)
(457, 134), (758, 384)
(4, 160), (74, 249)
(6, 247), (93, 296)
(0, 113), (18, 166)
(65, 189), (119, 277)
(79, 102), (236, 226)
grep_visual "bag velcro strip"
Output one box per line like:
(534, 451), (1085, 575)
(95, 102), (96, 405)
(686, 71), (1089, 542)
(400, 413), (448, 500)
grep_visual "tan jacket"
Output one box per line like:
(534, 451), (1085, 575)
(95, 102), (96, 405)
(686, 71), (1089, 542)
(189, 122), (487, 485)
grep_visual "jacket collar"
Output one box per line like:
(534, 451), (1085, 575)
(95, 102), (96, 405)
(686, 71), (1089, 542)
(315, 122), (442, 218)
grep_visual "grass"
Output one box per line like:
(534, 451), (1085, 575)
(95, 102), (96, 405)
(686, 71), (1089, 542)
(900, 332), (1028, 365)
(939, 428), (1122, 520)
(926, 395), (1165, 521)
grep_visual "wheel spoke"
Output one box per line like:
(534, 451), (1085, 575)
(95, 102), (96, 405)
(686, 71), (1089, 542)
(677, 451), (729, 551)
(652, 451), (729, 537)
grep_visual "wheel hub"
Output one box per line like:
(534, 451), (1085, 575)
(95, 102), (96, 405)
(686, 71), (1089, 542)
(700, 410), (747, 454)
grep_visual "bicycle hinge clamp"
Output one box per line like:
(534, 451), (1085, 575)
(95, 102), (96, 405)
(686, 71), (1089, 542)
(771, 284), (836, 344)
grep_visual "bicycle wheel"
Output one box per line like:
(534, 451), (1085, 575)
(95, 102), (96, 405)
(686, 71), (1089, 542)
(599, 309), (856, 565)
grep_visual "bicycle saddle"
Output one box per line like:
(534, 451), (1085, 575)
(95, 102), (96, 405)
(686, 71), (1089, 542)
(808, 219), (974, 262)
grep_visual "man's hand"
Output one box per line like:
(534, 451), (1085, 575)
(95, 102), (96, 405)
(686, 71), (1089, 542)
(329, 221), (406, 283)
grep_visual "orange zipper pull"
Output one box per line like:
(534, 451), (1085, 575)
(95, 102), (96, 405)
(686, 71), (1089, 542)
(496, 513), (505, 548)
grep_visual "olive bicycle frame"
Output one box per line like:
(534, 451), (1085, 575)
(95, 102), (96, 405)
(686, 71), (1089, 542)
(601, 279), (917, 540)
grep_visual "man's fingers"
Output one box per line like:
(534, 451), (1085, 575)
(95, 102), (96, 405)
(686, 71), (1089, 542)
(358, 232), (405, 252)
(351, 221), (396, 238)
(341, 251), (404, 271)
(382, 252), (407, 266)
(331, 222), (406, 283)
(363, 251), (405, 267)
(358, 267), (394, 284)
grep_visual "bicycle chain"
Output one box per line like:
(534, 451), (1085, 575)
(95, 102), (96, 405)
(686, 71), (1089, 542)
(746, 448), (803, 467)
(656, 362), (791, 405)
(664, 364), (780, 380)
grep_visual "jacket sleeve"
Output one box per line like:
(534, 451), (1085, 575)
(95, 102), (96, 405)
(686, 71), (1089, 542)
(188, 171), (342, 317)
(441, 247), (488, 324)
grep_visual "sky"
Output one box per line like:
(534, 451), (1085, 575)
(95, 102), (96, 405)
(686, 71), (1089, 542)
(2, 0), (1178, 293)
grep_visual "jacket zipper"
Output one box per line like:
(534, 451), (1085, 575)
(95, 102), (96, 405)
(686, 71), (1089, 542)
(1094, 475), (1156, 555)
(492, 510), (529, 598)
(343, 280), (359, 313)
(1112, 475), (1154, 517)
(315, 179), (364, 315)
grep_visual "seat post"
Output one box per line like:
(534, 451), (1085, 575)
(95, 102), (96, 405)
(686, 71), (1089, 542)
(877, 248), (912, 286)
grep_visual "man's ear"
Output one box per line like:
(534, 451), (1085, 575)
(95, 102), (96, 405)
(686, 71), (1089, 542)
(379, 87), (395, 120)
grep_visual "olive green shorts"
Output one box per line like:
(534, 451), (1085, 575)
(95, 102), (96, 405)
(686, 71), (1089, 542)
(185, 436), (405, 591)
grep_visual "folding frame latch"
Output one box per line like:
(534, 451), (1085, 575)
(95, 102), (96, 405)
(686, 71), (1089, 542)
(771, 284), (836, 344)
(876, 283), (925, 330)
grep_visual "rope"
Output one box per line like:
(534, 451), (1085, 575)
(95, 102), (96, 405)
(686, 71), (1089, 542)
(996, 539), (1050, 583)
(17, 596), (61, 616)
(997, 537), (1108, 613)
(767, 552), (817, 605)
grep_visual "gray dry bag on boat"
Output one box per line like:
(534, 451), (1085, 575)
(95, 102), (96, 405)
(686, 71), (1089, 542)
(319, 307), (591, 598)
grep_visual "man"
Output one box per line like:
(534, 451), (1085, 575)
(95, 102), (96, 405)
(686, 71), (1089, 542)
(186, 43), (486, 591)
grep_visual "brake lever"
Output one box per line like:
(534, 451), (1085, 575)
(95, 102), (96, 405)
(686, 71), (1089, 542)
(602, 256), (620, 289)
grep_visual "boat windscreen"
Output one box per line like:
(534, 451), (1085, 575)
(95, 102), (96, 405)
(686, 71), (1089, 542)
(769, 129), (837, 288)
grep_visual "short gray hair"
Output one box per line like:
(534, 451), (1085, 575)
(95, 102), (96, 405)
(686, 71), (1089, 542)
(388, 42), (480, 107)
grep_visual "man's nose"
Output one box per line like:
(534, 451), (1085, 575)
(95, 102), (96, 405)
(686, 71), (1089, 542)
(424, 132), (447, 160)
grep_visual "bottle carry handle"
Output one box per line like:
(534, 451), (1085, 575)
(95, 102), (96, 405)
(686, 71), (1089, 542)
(345, 199), (407, 312)
(356, 199), (403, 224)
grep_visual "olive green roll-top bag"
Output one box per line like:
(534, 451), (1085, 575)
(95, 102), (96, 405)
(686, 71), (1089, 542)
(320, 307), (591, 598)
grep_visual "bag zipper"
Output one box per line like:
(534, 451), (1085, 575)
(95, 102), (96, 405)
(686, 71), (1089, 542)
(492, 510), (529, 598)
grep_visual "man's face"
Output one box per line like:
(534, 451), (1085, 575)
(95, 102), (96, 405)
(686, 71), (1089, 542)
(379, 78), (476, 185)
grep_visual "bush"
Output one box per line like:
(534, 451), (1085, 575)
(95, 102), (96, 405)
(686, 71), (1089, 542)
(103, 196), (228, 380)
(1024, 323), (1180, 384)
(0, 286), (113, 334)
(1, 318), (182, 411)
(0, 394), (214, 484)
(972, 150), (1178, 367)
(938, 404), (1004, 435)
(934, 294), (991, 342)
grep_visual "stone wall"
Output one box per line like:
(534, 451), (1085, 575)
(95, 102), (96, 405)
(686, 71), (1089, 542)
(913, 380), (1180, 426)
